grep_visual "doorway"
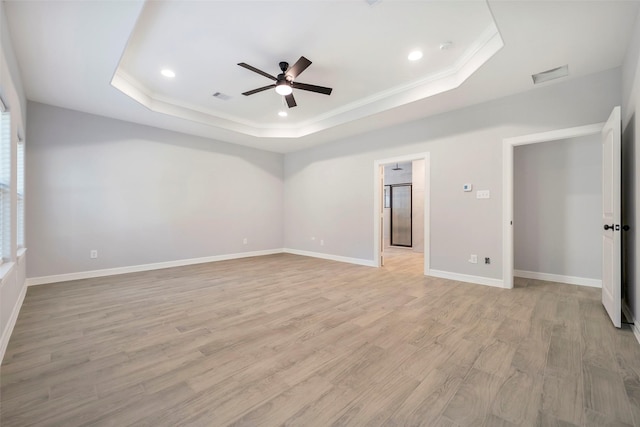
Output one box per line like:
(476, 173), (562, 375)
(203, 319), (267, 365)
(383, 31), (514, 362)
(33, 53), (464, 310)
(513, 135), (602, 287)
(373, 153), (430, 275)
(502, 123), (605, 289)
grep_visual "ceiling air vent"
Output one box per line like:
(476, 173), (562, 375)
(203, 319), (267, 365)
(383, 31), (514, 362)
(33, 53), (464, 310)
(532, 65), (569, 85)
(212, 92), (231, 101)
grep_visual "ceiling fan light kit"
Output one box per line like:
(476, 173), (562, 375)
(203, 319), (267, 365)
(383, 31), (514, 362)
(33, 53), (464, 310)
(275, 80), (293, 96)
(238, 56), (333, 108)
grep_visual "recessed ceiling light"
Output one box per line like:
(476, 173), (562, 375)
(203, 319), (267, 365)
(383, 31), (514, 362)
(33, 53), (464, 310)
(278, 111), (288, 117)
(161, 69), (175, 78)
(408, 50), (423, 61)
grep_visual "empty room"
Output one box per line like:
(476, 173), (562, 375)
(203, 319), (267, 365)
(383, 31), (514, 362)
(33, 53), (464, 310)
(2, 0), (640, 425)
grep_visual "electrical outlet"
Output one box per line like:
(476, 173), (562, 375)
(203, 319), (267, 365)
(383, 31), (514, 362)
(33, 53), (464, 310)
(320, 239), (324, 246)
(243, 238), (247, 245)
(90, 250), (98, 259)
(485, 257), (491, 264)
(469, 254), (478, 264)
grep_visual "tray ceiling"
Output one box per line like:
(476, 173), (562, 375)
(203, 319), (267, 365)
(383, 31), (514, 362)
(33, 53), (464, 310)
(4, 1), (640, 152)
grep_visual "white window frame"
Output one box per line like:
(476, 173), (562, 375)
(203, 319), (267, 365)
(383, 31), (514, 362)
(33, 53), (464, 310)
(17, 134), (24, 250)
(0, 100), (10, 265)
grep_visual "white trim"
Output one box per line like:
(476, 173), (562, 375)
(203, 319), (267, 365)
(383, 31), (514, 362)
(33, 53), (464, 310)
(622, 303), (640, 345)
(283, 248), (375, 267)
(502, 141), (514, 289)
(505, 123), (605, 147)
(111, 22), (502, 140)
(427, 269), (505, 289)
(373, 152), (430, 275)
(502, 122), (605, 290)
(0, 261), (14, 285)
(514, 270), (601, 288)
(26, 249), (283, 286)
(0, 280), (27, 363)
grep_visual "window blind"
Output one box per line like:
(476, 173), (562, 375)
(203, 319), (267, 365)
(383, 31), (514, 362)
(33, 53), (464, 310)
(0, 109), (10, 262)
(17, 138), (24, 249)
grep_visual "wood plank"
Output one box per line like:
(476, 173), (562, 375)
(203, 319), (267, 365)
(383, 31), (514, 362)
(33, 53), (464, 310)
(511, 338), (549, 376)
(441, 368), (504, 426)
(330, 371), (420, 426)
(545, 334), (581, 378)
(582, 363), (634, 425)
(472, 340), (517, 378)
(490, 368), (543, 425)
(227, 375), (333, 426)
(541, 373), (584, 425)
(536, 411), (581, 427)
(583, 408), (633, 427)
(387, 367), (465, 425)
(282, 383), (360, 426)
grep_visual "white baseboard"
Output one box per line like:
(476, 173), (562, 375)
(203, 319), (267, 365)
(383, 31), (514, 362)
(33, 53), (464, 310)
(283, 248), (375, 267)
(622, 303), (640, 345)
(514, 270), (601, 288)
(26, 248), (376, 287)
(427, 269), (505, 289)
(0, 280), (27, 363)
(26, 249), (284, 286)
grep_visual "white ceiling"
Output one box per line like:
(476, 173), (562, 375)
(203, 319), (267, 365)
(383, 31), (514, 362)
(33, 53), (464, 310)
(4, 0), (640, 153)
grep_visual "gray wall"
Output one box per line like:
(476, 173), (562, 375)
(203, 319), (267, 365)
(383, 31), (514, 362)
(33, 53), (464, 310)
(514, 135), (602, 280)
(622, 11), (640, 322)
(26, 102), (284, 278)
(284, 68), (620, 281)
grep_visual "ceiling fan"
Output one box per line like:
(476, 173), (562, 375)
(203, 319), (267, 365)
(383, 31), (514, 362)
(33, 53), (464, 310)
(238, 56), (332, 108)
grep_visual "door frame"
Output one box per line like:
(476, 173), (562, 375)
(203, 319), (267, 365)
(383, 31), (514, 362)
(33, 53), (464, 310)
(373, 152), (430, 274)
(502, 123), (605, 289)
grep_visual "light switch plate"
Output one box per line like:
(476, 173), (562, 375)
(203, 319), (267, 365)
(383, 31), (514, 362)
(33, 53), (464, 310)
(476, 190), (490, 199)
(463, 183), (472, 192)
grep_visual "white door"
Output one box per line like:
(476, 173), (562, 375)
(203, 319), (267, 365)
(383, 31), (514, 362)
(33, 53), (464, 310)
(602, 106), (621, 328)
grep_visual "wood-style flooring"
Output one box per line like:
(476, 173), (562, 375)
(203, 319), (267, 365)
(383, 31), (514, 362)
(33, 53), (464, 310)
(1, 251), (639, 426)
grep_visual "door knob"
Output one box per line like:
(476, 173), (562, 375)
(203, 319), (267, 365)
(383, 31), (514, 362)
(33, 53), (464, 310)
(604, 224), (614, 230)
(623, 225), (631, 231)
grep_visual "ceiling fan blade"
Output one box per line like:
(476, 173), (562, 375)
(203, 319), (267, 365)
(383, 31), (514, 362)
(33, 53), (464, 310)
(285, 94), (297, 108)
(242, 84), (276, 96)
(286, 56), (312, 79)
(292, 82), (333, 95)
(238, 63), (277, 81)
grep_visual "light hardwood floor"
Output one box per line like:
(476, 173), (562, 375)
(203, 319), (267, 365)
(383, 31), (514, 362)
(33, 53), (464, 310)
(1, 252), (639, 426)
